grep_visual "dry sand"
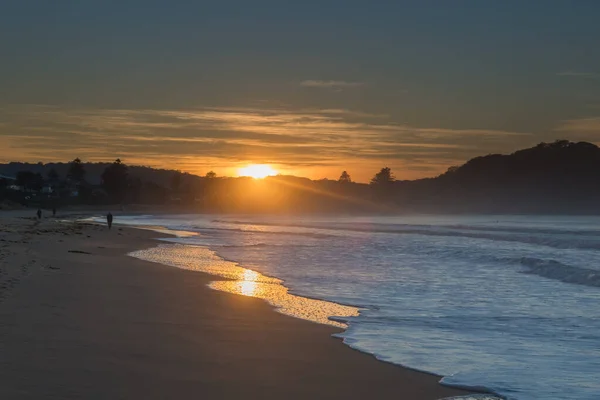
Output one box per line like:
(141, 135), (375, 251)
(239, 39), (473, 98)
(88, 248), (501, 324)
(0, 213), (473, 399)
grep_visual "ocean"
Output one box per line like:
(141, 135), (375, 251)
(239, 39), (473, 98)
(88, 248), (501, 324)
(112, 214), (600, 400)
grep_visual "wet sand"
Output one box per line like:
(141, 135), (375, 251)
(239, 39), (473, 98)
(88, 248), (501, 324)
(0, 214), (473, 399)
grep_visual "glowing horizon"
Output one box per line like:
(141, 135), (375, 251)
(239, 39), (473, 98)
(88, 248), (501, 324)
(238, 164), (278, 179)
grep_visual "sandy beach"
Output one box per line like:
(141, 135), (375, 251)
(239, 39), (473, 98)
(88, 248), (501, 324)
(0, 213), (473, 399)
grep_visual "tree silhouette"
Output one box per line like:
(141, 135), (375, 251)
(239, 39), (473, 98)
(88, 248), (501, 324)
(129, 176), (142, 203)
(67, 158), (86, 183)
(47, 168), (59, 182)
(16, 171), (40, 190)
(338, 171), (352, 183)
(170, 172), (181, 192)
(205, 171), (217, 179)
(33, 173), (45, 191)
(445, 166), (459, 175)
(102, 159), (129, 203)
(370, 167), (395, 185)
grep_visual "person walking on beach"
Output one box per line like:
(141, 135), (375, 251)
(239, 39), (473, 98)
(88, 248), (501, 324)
(107, 212), (113, 230)
(36, 209), (42, 219)
(52, 207), (57, 217)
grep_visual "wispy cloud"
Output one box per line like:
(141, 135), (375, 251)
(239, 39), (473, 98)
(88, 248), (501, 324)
(556, 71), (600, 80)
(555, 117), (600, 133)
(0, 104), (532, 180)
(300, 80), (365, 89)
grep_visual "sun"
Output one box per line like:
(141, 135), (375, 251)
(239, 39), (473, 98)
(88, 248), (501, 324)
(238, 164), (277, 179)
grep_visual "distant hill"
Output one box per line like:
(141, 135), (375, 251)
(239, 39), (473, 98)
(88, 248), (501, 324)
(2, 140), (600, 214)
(441, 139), (600, 183)
(400, 140), (600, 213)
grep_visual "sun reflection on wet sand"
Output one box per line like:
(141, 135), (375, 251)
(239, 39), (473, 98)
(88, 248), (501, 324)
(129, 244), (359, 328)
(238, 270), (260, 296)
(210, 280), (358, 328)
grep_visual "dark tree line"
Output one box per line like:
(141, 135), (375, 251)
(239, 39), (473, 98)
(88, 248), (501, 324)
(101, 159), (129, 203)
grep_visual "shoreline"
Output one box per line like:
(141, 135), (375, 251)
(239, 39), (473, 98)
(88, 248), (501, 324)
(0, 214), (477, 399)
(128, 223), (501, 399)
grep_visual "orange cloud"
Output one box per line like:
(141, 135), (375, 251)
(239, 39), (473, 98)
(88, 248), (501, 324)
(0, 104), (534, 181)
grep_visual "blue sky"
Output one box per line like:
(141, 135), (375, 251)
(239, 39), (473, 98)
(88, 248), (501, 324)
(1, 1), (599, 181)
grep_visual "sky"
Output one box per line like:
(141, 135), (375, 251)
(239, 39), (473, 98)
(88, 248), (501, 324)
(1, 1), (600, 182)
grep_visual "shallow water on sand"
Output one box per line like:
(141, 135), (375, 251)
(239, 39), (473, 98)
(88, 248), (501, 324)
(130, 244), (359, 328)
(118, 214), (600, 400)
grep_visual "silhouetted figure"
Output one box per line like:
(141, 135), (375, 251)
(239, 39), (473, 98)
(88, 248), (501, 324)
(52, 207), (57, 217)
(36, 209), (42, 220)
(107, 212), (113, 230)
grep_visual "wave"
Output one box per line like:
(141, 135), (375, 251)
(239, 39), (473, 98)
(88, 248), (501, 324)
(442, 223), (600, 236)
(191, 226), (336, 239)
(217, 243), (314, 249)
(517, 257), (600, 288)
(211, 219), (600, 251)
(438, 396), (505, 400)
(214, 218), (600, 236)
(219, 243), (270, 248)
(333, 331), (505, 400)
